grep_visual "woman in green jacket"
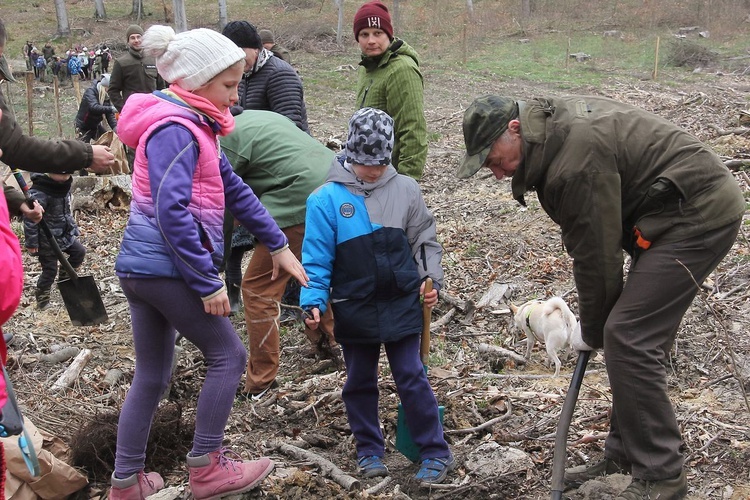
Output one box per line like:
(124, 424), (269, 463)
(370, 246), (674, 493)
(353, 1), (427, 180)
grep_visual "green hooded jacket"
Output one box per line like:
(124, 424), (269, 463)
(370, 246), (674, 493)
(356, 39), (427, 180)
(510, 96), (745, 348)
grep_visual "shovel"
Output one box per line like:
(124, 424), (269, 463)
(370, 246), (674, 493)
(550, 350), (591, 499)
(12, 171), (108, 326)
(395, 278), (445, 462)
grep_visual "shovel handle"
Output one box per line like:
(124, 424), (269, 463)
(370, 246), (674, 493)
(420, 278), (433, 365)
(11, 170), (79, 280)
(550, 349), (591, 498)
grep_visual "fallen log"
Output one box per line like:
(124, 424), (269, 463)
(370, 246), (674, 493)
(273, 441), (360, 491)
(477, 343), (527, 365)
(50, 348), (92, 393)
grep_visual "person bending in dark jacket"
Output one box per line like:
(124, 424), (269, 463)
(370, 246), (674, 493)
(75, 73), (117, 143)
(458, 95), (744, 499)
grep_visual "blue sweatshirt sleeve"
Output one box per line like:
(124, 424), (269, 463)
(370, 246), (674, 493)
(300, 190), (336, 313)
(220, 155), (288, 252)
(146, 125), (224, 297)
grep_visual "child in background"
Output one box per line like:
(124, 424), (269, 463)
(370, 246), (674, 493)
(301, 107), (455, 484)
(111, 25), (307, 500)
(23, 173), (85, 310)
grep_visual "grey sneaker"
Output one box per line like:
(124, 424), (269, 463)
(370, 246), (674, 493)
(616, 469), (687, 499)
(565, 457), (632, 487)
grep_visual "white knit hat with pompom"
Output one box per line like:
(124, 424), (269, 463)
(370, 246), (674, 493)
(142, 25), (245, 91)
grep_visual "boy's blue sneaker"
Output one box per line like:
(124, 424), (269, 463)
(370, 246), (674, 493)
(415, 455), (456, 485)
(358, 456), (389, 478)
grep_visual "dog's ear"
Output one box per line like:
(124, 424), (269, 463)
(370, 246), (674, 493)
(509, 303), (518, 314)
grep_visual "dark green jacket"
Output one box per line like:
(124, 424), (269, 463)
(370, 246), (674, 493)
(511, 96), (745, 348)
(108, 47), (163, 112)
(356, 39), (427, 180)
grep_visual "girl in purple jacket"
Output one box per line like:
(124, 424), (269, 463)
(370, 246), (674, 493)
(110, 25), (307, 500)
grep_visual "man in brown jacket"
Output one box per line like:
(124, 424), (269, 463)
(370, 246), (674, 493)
(108, 25), (164, 112)
(458, 95), (744, 500)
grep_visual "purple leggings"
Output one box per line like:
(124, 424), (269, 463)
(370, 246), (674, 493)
(114, 277), (247, 478)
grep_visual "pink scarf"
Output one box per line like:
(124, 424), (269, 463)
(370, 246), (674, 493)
(167, 84), (235, 136)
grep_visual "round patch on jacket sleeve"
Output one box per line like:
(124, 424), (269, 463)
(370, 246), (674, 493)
(340, 203), (355, 218)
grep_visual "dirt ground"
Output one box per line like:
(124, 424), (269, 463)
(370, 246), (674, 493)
(4, 49), (750, 500)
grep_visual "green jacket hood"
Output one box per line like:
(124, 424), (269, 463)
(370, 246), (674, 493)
(359, 38), (420, 71)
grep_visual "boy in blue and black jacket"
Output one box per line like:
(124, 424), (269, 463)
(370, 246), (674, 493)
(301, 107), (455, 484)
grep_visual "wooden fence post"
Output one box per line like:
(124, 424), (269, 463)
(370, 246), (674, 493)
(24, 71), (34, 136)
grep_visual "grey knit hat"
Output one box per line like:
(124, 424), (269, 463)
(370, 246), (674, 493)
(346, 107), (394, 166)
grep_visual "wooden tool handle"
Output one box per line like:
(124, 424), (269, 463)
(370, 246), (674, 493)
(420, 278), (433, 365)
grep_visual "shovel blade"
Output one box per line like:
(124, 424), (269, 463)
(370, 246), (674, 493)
(395, 402), (445, 463)
(58, 276), (108, 326)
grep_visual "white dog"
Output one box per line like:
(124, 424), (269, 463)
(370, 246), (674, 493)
(509, 297), (577, 377)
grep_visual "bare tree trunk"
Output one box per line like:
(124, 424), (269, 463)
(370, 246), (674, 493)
(392, 0), (400, 33)
(173, 0), (187, 32)
(466, 0), (474, 18)
(218, 0), (228, 31)
(131, 0), (144, 22)
(522, 0), (532, 18)
(334, 0), (344, 46)
(55, 0), (71, 36)
(94, 0), (107, 19)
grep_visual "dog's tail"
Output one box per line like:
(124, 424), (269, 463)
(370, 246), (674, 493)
(543, 297), (577, 334)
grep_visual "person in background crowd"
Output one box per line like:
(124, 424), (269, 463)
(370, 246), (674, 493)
(23, 40), (34, 71)
(67, 52), (81, 80)
(110, 25), (306, 499)
(42, 42), (55, 64)
(0, 19), (116, 175)
(258, 29), (291, 64)
(353, 0), (428, 180)
(457, 94), (745, 499)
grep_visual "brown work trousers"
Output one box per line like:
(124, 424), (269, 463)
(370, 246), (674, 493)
(602, 220), (740, 481)
(241, 223), (335, 393)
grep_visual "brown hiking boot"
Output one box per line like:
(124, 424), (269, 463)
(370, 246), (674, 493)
(565, 457), (632, 487)
(616, 469), (687, 499)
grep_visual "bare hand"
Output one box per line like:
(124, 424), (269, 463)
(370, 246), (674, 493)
(89, 145), (115, 174)
(203, 291), (231, 317)
(271, 247), (309, 286)
(420, 281), (438, 309)
(27, 247), (38, 255)
(20, 200), (44, 223)
(304, 307), (321, 331)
